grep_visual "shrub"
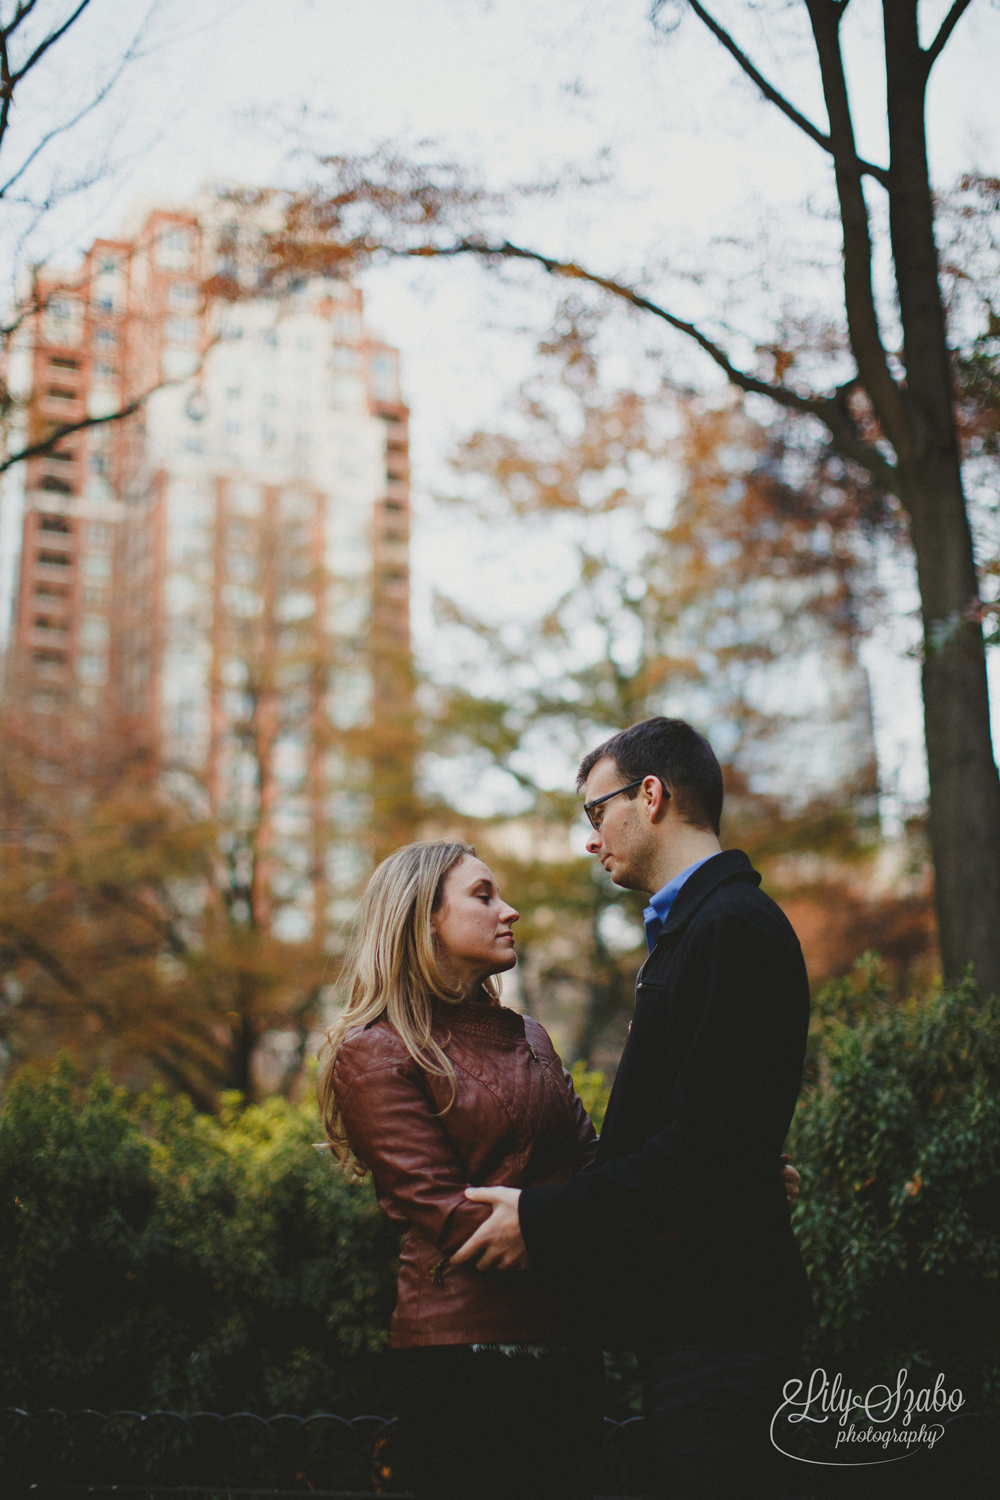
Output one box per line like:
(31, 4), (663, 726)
(0, 1063), (398, 1414)
(3, 967), (998, 1421)
(789, 965), (1000, 1404)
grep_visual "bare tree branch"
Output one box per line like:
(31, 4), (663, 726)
(681, 0), (889, 188)
(923, 0), (973, 73)
(0, 919), (85, 996)
(1, 2), (91, 95)
(804, 0), (911, 453)
(0, 392), (149, 474)
(404, 236), (901, 493)
(95, 883), (193, 959)
(0, 338), (217, 474)
(0, 35), (134, 199)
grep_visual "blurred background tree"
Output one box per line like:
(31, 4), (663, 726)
(263, 3), (1000, 997)
(0, 702), (325, 1108)
(422, 306), (937, 1067)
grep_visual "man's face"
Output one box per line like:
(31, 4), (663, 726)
(583, 756), (659, 892)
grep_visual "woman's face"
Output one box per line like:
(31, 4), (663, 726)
(431, 855), (519, 994)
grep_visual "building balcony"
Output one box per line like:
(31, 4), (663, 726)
(41, 394), (82, 417)
(29, 627), (70, 649)
(34, 528), (74, 549)
(35, 560), (75, 583)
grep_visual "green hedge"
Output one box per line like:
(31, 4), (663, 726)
(2, 969), (998, 1416)
(789, 967), (1000, 1404)
(0, 1064), (397, 1414)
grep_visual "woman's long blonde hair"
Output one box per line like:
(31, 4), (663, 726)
(318, 840), (500, 1180)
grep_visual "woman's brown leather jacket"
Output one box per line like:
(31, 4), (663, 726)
(333, 996), (598, 1347)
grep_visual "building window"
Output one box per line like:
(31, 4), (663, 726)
(37, 550), (71, 568)
(168, 282), (200, 308)
(80, 617), (109, 647)
(43, 297), (83, 344)
(165, 317), (199, 345)
(94, 328), (117, 347)
(39, 514), (72, 532)
(156, 225), (195, 271)
(82, 553), (111, 580)
(40, 475), (73, 494)
(78, 654), (108, 684)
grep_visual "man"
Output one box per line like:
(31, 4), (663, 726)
(452, 717), (813, 1499)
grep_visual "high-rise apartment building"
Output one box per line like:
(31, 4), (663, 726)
(0, 193), (413, 936)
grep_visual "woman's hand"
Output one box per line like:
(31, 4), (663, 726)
(781, 1154), (801, 1208)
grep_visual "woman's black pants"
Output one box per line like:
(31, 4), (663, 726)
(392, 1344), (603, 1500)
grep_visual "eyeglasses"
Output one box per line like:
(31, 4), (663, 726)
(583, 776), (669, 830)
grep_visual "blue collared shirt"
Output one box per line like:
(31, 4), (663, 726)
(642, 855), (717, 951)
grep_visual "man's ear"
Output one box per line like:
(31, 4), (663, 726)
(643, 775), (670, 822)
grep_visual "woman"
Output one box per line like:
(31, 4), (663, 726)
(319, 840), (798, 1500)
(319, 839), (601, 1500)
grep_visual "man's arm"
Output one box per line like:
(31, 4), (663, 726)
(522, 913), (807, 1269)
(458, 914), (807, 1275)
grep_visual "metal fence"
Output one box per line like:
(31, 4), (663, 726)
(0, 1407), (654, 1498)
(1, 1406), (994, 1499)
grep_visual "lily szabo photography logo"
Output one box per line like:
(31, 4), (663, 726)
(771, 1368), (964, 1467)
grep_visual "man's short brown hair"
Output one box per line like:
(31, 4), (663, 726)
(577, 717), (724, 835)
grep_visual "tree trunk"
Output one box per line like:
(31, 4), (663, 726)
(903, 462), (1000, 994)
(882, 0), (1000, 992)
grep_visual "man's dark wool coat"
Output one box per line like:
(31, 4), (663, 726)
(519, 848), (814, 1353)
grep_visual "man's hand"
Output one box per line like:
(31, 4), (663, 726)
(781, 1155), (801, 1208)
(450, 1186), (531, 1272)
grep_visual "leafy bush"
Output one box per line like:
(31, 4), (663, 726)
(789, 965), (1000, 1404)
(0, 1063), (397, 1414)
(3, 969), (998, 1422)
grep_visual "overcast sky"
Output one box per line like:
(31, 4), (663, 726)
(6, 0), (1000, 811)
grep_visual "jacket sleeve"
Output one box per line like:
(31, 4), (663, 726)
(334, 1035), (490, 1257)
(563, 1067), (600, 1169)
(519, 912), (808, 1270)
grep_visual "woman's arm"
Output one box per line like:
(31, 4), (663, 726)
(334, 1035), (490, 1257)
(562, 1067), (600, 1170)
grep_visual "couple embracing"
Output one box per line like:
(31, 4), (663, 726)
(319, 717), (814, 1500)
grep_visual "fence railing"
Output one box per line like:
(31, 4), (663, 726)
(2, 1406), (994, 1499)
(0, 1407), (654, 1497)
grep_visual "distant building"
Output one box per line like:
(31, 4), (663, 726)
(0, 192), (413, 936)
